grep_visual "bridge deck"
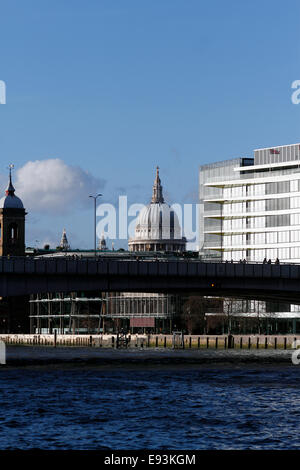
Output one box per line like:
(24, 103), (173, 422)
(0, 257), (299, 301)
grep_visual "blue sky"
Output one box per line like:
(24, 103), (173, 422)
(0, 0), (300, 249)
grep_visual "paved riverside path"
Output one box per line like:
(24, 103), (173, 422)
(3, 346), (295, 367)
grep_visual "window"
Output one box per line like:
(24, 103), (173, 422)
(291, 247), (300, 258)
(291, 180), (299, 192)
(266, 198), (290, 211)
(267, 232), (278, 244)
(265, 181), (290, 194)
(278, 248), (290, 259)
(254, 233), (266, 245)
(278, 231), (289, 243)
(291, 213), (300, 225)
(8, 223), (18, 240)
(250, 217), (265, 228)
(290, 197), (300, 209)
(266, 215), (290, 227)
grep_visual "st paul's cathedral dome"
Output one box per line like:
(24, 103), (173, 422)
(128, 167), (186, 252)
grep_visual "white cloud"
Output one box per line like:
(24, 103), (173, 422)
(14, 159), (106, 215)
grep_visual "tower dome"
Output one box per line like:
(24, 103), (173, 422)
(0, 165), (24, 209)
(128, 167), (186, 252)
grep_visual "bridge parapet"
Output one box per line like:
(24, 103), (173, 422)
(0, 257), (299, 279)
(0, 257), (300, 300)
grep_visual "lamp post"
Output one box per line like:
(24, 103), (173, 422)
(89, 194), (102, 256)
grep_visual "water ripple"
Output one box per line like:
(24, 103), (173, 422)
(0, 366), (300, 449)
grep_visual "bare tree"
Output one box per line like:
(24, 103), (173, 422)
(181, 296), (206, 334)
(179, 296), (222, 334)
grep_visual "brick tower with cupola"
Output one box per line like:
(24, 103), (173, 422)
(0, 166), (26, 257)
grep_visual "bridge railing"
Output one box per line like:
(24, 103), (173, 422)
(1, 255), (300, 265)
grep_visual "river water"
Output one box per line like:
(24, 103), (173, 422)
(0, 363), (300, 449)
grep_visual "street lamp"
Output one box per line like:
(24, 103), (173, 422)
(89, 193), (102, 256)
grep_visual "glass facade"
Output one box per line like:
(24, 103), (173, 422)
(30, 291), (183, 334)
(199, 143), (300, 263)
(199, 157), (250, 260)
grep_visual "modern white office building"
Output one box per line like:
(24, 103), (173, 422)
(199, 143), (300, 263)
(199, 143), (300, 333)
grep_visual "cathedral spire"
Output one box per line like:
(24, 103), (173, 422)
(60, 228), (70, 250)
(151, 166), (164, 203)
(98, 232), (108, 251)
(5, 164), (15, 196)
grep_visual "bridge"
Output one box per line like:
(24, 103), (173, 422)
(0, 257), (300, 303)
